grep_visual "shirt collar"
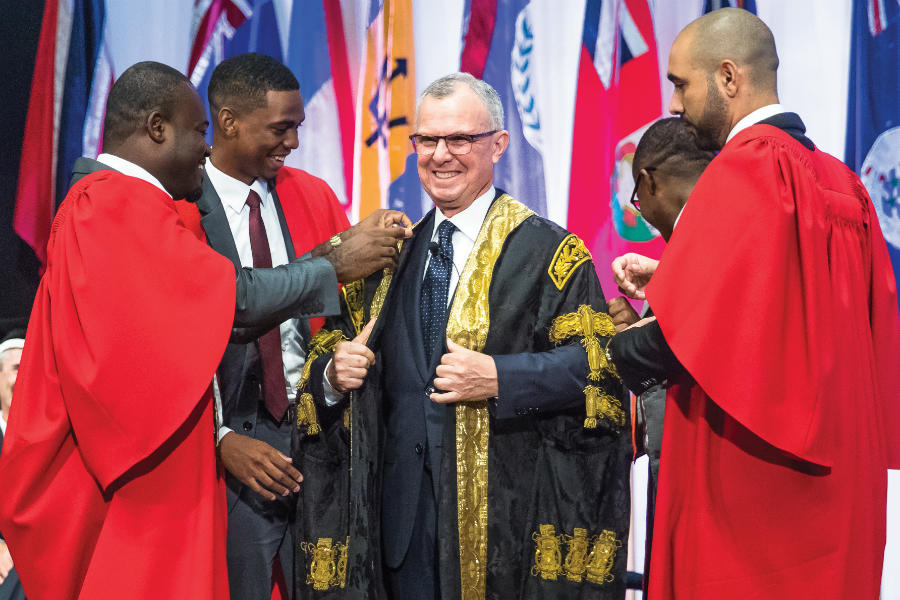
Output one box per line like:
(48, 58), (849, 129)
(96, 153), (171, 198)
(205, 158), (269, 213)
(726, 103), (786, 143)
(432, 187), (496, 243)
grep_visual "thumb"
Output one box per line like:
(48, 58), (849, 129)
(354, 318), (376, 345)
(446, 338), (467, 353)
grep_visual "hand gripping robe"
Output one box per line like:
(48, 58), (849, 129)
(644, 124), (900, 599)
(0, 171), (236, 599)
(292, 192), (632, 599)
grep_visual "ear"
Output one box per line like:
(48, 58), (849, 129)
(718, 59), (740, 98)
(643, 168), (658, 197)
(146, 110), (166, 144)
(217, 106), (238, 138)
(491, 130), (510, 164)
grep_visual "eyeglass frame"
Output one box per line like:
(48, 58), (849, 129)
(408, 130), (499, 156)
(629, 166), (657, 213)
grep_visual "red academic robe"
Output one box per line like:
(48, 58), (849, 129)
(0, 171), (237, 599)
(645, 124), (900, 599)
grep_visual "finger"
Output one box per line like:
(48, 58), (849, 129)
(338, 367), (370, 381)
(249, 478), (279, 502)
(435, 363), (452, 378)
(432, 376), (455, 391)
(383, 209), (413, 229)
(446, 338), (467, 353)
(431, 390), (462, 403)
(341, 377), (365, 391)
(256, 471), (292, 498)
(354, 318), (377, 345)
(268, 461), (303, 491)
(336, 351), (372, 369)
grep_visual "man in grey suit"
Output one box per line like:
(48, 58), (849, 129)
(202, 54), (411, 599)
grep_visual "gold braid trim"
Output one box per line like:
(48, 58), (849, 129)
(299, 536), (349, 590)
(530, 525), (621, 585)
(583, 385), (626, 431)
(447, 194), (534, 600)
(549, 305), (621, 429)
(341, 279), (366, 336)
(548, 234), (592, 290)
(295, 329), (346, 434)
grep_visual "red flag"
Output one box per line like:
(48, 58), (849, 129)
(13, 0), (60, 270)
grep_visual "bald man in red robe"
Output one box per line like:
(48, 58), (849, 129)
(609, 9), (900, 599)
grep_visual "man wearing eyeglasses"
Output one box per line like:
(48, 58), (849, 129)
(290, 73), (631, 599)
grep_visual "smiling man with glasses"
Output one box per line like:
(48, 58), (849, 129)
(291, 72), (631, 599)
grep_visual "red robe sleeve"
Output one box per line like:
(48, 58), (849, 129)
(42, 172), (235, 490)
(646, 125), (900, 468)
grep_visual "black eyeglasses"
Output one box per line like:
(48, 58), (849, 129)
(409, 131), (499, 156)
(629, 167), (656, 212)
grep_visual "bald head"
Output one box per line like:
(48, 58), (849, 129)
(682, 8), (778, 93)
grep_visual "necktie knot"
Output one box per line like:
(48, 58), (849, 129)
(246, 189), (262, 211)
(436, 219), (456, 250)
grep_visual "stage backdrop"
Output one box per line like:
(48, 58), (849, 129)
(5, 1), (898, 599)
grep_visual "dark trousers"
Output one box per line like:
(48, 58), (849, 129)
(384, 466), (439, 600)
(226, 412), (295, 600)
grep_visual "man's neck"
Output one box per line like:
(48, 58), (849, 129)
(209, 147), (254, 185)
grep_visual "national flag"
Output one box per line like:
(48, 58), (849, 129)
(461, 0), (547, 216)
(702, 0), (756, 13)
(567, 0), (664, 301)
(14, 0), (108, 270)
(846, 0), (900, 318)
(356, 0), (420, 221)
(188, 0), (252, 88)
(286, 0), (355, 209)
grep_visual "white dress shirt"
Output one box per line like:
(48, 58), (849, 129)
(205, 160), (306, 441)
(96, 153), (170, 197)
(323, 186), (497, 404)
(425, 186), (495, 300)
(0, 412), (6, 436)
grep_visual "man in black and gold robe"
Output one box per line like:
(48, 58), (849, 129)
(292, 73), (631, 600)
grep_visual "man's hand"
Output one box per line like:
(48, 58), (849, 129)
(316, 209), (414, 283)
(608, 297), (641, 333)
(327, 319), (376, 393)
(0, 541), (12, 585)
(219, 432), (303, 502)
(623, 316), (657, 331)
(611, 253), (659, 300)
(431, 339), (498, 403)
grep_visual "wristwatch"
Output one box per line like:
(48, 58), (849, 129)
(329, 234), (342, 248)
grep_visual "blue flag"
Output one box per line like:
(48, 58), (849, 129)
(846, 0), (900, 317)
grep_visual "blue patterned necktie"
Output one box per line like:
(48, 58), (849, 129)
(420, 219), (456, 363)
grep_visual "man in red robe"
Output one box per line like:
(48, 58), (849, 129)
(609, 8), (900, 599)
(0, 61), (407, 600)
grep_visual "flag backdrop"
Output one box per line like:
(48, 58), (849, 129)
(6, 2), (900, 597)
(846, 0), (900, 319)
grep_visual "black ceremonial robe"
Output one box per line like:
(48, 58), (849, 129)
(293, 192), (631, 599)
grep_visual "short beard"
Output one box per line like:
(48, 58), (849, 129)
(695, 76), (730, 150)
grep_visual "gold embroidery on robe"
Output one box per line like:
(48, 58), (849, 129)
(563, 527), (590, 582)
(529, 526), (621, 586)
(548, 234), (592, 290)
(446, 194), (534, 600)
(342, 279), (366, 335)
(583, 385), (626, 431)
(586, 530), (621, 585)
(295, 329), (346, 433)
(531, 524), (564, 580)
(299, 537), (349, 590)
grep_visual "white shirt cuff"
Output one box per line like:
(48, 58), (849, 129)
(322, 358), (343, 407)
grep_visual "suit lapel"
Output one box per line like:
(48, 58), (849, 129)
(270, 184), (297, 261)
(370, 210), (435, 381)
(197, 174), (242, 267)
